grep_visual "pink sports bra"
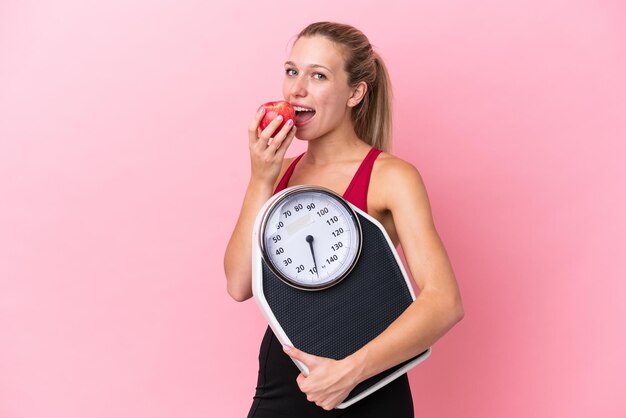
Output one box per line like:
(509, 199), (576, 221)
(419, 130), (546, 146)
(273, 147), (382, 214)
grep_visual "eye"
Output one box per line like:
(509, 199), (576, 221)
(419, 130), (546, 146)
(285, 68), (298, 76)
(313, 72), (326, 80)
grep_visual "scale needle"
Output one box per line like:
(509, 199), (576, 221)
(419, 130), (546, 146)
(305, 235), (320, 279)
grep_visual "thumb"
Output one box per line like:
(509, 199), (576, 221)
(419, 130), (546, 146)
(283, 345), (317, 368)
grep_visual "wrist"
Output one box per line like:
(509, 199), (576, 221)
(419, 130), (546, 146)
(345, 347), (370, 384)
(248, 177), (275, 193)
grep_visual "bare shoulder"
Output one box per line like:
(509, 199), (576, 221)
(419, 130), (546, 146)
(371, 152), (429, 209)
(374, 152), (423, 180)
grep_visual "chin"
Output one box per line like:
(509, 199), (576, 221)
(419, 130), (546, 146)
(295, 126), (332, 143)
(293, 131), (314, 142)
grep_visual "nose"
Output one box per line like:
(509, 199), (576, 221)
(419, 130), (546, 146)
(288, 74), (307, 98)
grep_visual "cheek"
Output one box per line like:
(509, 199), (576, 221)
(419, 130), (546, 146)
(317, 86), (343, 108)
(328, 83), (351, 106)
(282, 79), (290, 99)
(319, 92), (348, 119)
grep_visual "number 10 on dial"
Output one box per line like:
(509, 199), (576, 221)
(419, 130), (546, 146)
(259, 186), (363, 291)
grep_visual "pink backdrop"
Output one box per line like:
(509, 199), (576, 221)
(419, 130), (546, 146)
(1, 1), (625, 417)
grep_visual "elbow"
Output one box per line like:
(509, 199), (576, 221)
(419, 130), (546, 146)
(434, 289), (464, 328)
(454, 303), (465, 324)
(224, 259), (253, 302)
(449, 296), (465, 325)
(426, 286), (465, 325)
(227, 286), (252, 302)
(226, 280), (253, 302)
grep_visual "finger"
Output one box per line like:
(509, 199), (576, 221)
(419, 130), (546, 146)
(267, 119), (294, 149)
(248, 107), (266, 145)
(283, 125), (297, 149)
(271, 125), (296, 156)
(258, 115), (284, 142)
(283, 345), (316, 368)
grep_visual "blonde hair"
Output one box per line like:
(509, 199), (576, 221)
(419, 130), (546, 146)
(296, 22), (393, 152)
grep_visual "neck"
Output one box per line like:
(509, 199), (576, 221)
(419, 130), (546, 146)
(302, 124), (370, 166)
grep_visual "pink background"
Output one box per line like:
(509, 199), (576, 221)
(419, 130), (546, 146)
(1, 1), (625, 417)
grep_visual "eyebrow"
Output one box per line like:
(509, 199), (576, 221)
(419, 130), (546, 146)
(284, 61), (333, 73)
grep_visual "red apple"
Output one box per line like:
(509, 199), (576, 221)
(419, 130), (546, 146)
(258, 101), (296, 132)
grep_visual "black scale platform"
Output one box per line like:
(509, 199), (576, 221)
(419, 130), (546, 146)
(261, 211), (430, 405)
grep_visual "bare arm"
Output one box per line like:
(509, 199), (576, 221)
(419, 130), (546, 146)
(346, 160), (464, 378)
(224, 179), (275, 301)
(283, 158), (464, 410)
(224, 109), (296, 301)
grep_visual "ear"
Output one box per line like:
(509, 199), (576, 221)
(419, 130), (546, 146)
(347, 81), (367, 108)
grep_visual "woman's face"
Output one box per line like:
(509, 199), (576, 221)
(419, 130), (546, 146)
(283, 35), (355, 141)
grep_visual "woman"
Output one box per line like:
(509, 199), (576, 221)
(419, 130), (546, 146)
(224, 22), (464, 417)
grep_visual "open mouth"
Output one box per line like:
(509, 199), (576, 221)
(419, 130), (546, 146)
(293, 105), (316, 126)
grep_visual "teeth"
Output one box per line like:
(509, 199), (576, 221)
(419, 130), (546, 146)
(293, 106), (315, 112)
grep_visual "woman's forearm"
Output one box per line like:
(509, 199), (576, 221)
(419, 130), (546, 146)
(347, 289), (464, 382)
(223, 179), (274, 301)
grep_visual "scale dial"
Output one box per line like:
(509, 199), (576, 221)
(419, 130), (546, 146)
(259, 186), (362, 290)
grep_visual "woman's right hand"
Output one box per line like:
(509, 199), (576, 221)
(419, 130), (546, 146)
(248, 107), (297, 185)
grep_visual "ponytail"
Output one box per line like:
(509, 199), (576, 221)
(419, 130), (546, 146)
(353, 52), (392, 152)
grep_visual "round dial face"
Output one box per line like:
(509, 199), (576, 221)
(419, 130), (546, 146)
(260, 186), (362, 290)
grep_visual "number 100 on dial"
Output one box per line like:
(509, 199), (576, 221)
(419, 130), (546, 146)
(259, 186), (363, 291)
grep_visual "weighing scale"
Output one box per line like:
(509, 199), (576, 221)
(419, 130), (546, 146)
(252, 185), (431, 409)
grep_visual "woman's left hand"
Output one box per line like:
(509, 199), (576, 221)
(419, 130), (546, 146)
(283, 345), (360, 410)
